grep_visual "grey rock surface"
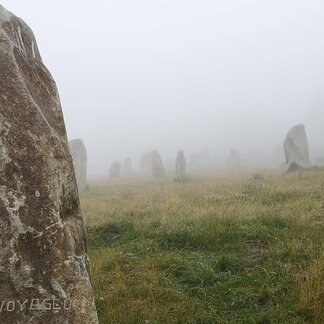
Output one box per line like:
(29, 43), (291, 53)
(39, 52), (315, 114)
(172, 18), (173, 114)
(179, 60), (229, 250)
(281, 124), (310, 172)
(0, 5), (98, 323)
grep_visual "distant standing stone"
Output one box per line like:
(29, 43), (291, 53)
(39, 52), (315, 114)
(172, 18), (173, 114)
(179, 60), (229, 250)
(175, 150), (186, 182)
(69, 139), (88, 192)
(0, 5), (97, 323)
(141, 151), (166, 176)
(280, 124), (310, 172)
(110, 161), (121, 178)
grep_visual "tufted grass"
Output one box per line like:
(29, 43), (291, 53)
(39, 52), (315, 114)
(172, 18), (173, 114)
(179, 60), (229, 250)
(82, 169), (324, 323)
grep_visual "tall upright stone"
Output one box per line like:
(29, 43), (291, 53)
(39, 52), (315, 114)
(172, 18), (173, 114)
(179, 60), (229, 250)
(110, 161), (121, 178)
(0, 6), (98, 323)
(69, 139), (87, 192)
(123, 158), (134, 177)
(175, 150), (186, 182)
(280, 124), (310, 172)
(141, 150), (165, 176)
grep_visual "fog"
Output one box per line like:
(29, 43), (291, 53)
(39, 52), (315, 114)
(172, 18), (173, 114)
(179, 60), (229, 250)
(3, 0), (324, 177)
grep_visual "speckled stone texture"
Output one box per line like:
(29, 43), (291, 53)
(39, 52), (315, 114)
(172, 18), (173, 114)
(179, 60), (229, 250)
(0, 5), (98, 323)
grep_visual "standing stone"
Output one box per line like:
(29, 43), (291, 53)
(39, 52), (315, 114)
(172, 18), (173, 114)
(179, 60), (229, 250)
(0, 6), (98, 323)
(110, 161), (121, 178)
(123, 158), (134, 176)
(69, 139), (87, 192)
(141, 150), (165, 176)
(175, 150), (186, 182)
(228, 149), (241, 169)
(280, 124), (310, 172)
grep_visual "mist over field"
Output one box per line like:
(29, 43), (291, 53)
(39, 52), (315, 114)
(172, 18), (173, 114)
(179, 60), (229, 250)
(2, 2), (324, 323)
(3, 0), (324, 177)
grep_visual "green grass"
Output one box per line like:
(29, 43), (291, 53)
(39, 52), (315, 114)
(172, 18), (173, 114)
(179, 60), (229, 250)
(82, 169), (324, 323)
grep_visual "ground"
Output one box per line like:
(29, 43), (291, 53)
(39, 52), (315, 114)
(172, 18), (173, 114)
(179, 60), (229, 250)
(82, 169), (324, 324)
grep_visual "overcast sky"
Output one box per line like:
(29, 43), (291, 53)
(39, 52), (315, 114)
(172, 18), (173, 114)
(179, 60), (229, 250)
(2, 1), (324, 176)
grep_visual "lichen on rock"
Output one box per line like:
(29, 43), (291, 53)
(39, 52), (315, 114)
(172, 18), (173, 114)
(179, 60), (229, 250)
(0, 5), (98, 323)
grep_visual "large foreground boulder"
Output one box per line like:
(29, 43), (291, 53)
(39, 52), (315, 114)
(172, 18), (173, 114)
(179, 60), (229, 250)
(0, 6), (98, 323)
(175, 150), (186, 182)
(141, 151), (165, 176)
(280, 124), (310, 173)
(69, 139), (87, 192)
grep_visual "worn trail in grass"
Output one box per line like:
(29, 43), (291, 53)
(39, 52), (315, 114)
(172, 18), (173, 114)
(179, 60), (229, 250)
(82, 170), (324, 323)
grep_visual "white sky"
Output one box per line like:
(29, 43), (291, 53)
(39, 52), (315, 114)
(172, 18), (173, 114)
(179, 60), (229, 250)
(2, 1), (324, 176)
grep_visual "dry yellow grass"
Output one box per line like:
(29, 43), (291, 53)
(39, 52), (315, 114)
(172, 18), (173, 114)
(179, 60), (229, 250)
(81, 169), (324, 323)
(296, 252), (324, 323)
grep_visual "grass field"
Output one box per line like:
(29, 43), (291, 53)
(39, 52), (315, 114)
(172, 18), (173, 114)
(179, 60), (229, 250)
(81, 169), (324, 323)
